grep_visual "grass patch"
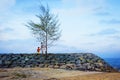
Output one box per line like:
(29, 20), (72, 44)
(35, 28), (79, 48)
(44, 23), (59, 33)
(12, 72), (27, 79)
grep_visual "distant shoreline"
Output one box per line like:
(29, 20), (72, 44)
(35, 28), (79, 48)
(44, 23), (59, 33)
(104, 58), (120, 71)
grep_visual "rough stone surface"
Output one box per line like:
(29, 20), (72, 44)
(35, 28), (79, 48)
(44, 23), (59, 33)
(0, 53), (118, 72)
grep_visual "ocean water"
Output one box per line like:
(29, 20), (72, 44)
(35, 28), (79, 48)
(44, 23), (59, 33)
(104, 58), (120, 71)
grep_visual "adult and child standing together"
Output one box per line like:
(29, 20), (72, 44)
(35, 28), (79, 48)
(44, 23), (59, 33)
(37, 42), (45, 54)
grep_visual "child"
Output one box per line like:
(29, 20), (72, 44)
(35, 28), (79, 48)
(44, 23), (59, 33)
(37, 47), (40, 54)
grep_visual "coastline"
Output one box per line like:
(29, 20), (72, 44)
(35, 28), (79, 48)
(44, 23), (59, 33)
(104, 58), (120, 71)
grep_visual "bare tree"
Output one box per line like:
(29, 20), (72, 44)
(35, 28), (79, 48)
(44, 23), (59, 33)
(26, 5), (61, 56)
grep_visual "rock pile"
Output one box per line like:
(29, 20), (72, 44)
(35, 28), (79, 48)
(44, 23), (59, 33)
(0, 53), (118, 72)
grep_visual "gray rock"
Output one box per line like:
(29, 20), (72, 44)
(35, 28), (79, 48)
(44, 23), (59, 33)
(75, 60), (81, 64)
(0, 53), (118, 72)
(0, 60), (2, 64)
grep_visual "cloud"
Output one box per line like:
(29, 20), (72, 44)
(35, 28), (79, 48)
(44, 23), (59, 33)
(62, 0), (106, 7)
(111, 35), (120, 40)
(52, 0), (120, 55)
(89, 29), (120, 36)
(49, 43), (82, 53)
(0, 0), (16, 12)
(0, 27), (14, 32)
(60, 0), (107, 15)
(94, 11), (110, 16)
(0, 39), (38, 53)
(0, 15), (35, 41)
(100, 19), (120, 24)
(0, 0), (120, 57)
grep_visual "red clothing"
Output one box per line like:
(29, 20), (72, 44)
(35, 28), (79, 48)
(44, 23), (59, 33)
(37, 47), (40, 53)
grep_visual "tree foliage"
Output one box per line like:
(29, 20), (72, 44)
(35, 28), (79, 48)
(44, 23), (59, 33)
(26, 5), (61, 55)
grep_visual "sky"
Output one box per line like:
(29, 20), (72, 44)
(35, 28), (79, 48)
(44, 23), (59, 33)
(0, 0), (120, 58)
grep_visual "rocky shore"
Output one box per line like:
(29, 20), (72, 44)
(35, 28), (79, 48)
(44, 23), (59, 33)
(0, 53), (118, 72)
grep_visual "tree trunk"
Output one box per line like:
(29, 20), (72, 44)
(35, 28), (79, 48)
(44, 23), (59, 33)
(45, 31), (48, 59)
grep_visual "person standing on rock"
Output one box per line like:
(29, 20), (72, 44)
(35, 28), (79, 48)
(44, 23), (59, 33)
(37, 47), (40, 54)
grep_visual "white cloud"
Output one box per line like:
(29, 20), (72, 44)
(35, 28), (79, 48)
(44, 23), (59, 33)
(0, 0), (120, 56)
(0, 14), (37, 41)
(54, 0), (107, 41)
(0, 0), (16, 12)
(61, 0), (107, 12)
(52, 0), (120, 54)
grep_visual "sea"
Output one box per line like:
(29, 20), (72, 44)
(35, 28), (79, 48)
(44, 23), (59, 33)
(104, 58), (120, 71)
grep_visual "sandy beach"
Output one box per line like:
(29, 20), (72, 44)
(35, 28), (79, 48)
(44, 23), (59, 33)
(0, 68), (120, 80)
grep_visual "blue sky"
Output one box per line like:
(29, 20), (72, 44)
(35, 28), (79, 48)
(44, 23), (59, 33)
(0, 0), (120, 58)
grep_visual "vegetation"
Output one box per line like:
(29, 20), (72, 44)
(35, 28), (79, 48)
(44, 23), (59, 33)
(26, 4), (61, 56)
(13, 72), (27, 78)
